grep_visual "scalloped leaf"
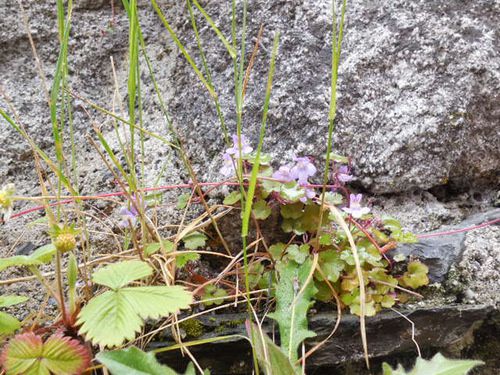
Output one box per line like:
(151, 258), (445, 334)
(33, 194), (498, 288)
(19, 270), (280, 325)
(223, 191), (241, 205)
(382, 353), (483, 375)
(97, 346), (177, 375)
(77, 285), (192, 347)
(253, 200), (272, 220)
(0, 332), (90, 375)
(92, 260), (153, 289)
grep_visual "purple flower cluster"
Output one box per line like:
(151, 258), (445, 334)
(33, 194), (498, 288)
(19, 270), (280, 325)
(220, 134), (254, 177)
(273, 156), (317, 202)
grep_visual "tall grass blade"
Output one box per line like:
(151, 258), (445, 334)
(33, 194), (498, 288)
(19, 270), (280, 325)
(191, 0), (237, 59)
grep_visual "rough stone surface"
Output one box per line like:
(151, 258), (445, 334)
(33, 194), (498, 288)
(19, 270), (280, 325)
(454, 223), (500, 307)
(0, 0), (498, 196)
(395, 208), (500, 282)
(0, 0), (498, 372)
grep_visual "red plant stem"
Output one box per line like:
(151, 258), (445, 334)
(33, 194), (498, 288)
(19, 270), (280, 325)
(3, 181), (499, 239)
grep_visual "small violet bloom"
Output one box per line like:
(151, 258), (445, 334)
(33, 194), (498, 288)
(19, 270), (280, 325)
(225, 134), (253, 157)
(342, 194), (370, 218)
(220, 153), (236, 177)
(300, 185), (316, 203)
(118, 195), (142, 228)
(272, 164), (295, 182)
(290, 156), (317, 184)
(337, 165), (353, 183)
(220, 134), (253, 177)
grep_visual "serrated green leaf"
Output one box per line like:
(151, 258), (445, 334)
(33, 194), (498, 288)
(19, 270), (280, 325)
(144, 240), (175, 256)
(92, 260), (153, 289)
(268, 259), (317, 363)
(182, 232), (207, 250)
(0, 311), (21, 336)
(176, 193), (191, 210)
(246, 321), (299, 375)
(253, 200), (272, 220)
(0, 244), (56, 272)
(77, 285), (192, 347)
(29, 244), (57, 263)
(176, 252), (200, 268)
(223, 191), (241, 205)
(97, 346), (177, 375)
(0, 256), (42, 272)
(0, 295), (29, 308)
(382, 353), (484, 375)
(1, 332), (91, 375)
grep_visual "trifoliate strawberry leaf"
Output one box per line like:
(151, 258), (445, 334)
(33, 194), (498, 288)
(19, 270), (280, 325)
(0, 312), (21, 336)
(77, 285), (192, 348)
(97, 346), (177, 375)
(253, 200), (272, 220)
(268, 259), (317, 363)
(182, 232), (207, 250)
(382, 353), (483, 375)
(92, 260), (153, 289)
(0, 332), (90, 375)
(0, 295), (29, 308)
(223, 191), (241, 205)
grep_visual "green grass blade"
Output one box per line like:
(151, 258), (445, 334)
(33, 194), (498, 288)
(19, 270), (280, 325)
(191, 0), (237, 59)
(150, 0), (217, 99)
(241, 33), (280, 237)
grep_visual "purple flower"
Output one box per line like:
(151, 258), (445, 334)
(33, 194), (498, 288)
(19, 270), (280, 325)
(290, 156), (317, 184)
(118, 194), (142, 228)
(342, 194), (370, 218)
(337, 165), (353, 183)
(272, 164), (294, 182)
(225, 134), (253, 157)
(300, 185), (316, 203)
(220, 153), (236, 177)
